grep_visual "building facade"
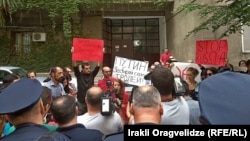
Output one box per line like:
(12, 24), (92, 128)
(1, 0), (250, 70)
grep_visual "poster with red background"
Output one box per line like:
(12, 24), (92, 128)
(195, 40), (228, 66)
(72, 38), (104, 61)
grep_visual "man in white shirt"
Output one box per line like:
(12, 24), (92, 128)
(151, 67), (190, 124)
(77, 86), (123, 136)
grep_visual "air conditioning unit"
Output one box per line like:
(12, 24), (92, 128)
(32, 32), (46, 42)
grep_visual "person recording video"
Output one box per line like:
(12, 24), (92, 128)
(77, 86), (123, 136)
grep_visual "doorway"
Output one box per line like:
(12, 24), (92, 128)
(112, 40), (134, 65)
(103, 18), (163, 67)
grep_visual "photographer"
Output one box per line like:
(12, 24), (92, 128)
(151, 67), (189, 124)
(77, 86), (123, 136)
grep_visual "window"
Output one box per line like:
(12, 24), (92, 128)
(242, 25), (250, 53)
(111, 19), (159, 54)
(13, 32), (32, 56)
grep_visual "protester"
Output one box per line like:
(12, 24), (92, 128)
(245, 59), (250, 74)
(237, 59), (247, 73)
(113, 78), (129, 124)
(63, 66), (73, 81)
(186, 67), (199, 100)
(151, 67), (190, 124)
(26, 70), (37, 79)
(43, 66), (65, 99)
(182, 80), (201, 125)
(72, 46), (101, 113)
(43, 67), (53, 83)
(0, 78), (71, 141)
(51, 95), (104, 141)
(97, 66), (116, 92)
(160, 48), (172, 68)
(0, 73), (20, 92)
(104, 85), (163, 141)
(60, 73), (77, 96)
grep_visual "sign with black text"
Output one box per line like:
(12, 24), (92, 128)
(112, 56), (149, 86)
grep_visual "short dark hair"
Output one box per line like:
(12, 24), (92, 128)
(26, 70), (37, 78)
(151, 67), (174, 96)
(187, 67), (199, 77)
(41, 87), (52, 107)
(81, 62), (90, 69)
(50, 95), (76, 124)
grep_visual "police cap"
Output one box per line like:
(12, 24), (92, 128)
(0, 78), (43, 114)
(199, 71), (250, 124)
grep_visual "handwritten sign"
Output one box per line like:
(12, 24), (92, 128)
(195, 40), (228, 66)
(72, 38), (104, 61)
(112, 56), (149, 86)
(171, 62), (201, 83)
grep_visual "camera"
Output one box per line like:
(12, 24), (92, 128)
(106, 80), (112, 88)
(101, 80), (118, 116)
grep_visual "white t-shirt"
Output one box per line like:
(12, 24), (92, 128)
(160, 96), (190, 124)
(77, 112), (123, 135)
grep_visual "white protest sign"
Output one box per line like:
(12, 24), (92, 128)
(171, 62), (202, 83)
(112, 56), (149, 86)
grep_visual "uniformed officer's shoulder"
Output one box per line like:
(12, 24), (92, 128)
(36, 131), (71, 141)
(103, 132), (123, 141)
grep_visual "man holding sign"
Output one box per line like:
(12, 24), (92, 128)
(71, 38), (104, 113)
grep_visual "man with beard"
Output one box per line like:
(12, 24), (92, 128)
(43, 66), (65, 99)
(72, 61), (100, 113)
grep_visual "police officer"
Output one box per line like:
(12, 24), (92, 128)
(0, 78), (71, 141)
(104, 132), (123, 141)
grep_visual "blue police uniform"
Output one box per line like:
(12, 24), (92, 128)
(0, 123), (69, 141)
(103, 132), (124, 141)
(56, 123), (104, 141)
(0, 79), (71, 141)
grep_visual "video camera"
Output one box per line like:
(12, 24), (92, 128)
(101, 80), (118, 116)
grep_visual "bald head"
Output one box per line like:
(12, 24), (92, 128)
(102, 66), (112, 78)
(85, 87), (104, 107)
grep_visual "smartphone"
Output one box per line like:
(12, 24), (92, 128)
(173, 76), (186, 96)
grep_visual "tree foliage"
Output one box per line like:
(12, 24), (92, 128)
(174, 0), (250, 39)
(0, 0), (171, 38)
(0, 0), (21, 26)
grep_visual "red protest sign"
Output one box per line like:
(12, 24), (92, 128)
(72, 38), (104, 61)
(195, 40), (228, 66)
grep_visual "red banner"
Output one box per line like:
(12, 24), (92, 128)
(195, 40), (228, 66)
(72, 38), (104, 61)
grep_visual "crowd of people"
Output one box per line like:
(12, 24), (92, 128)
(0, 47), (250, 140)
